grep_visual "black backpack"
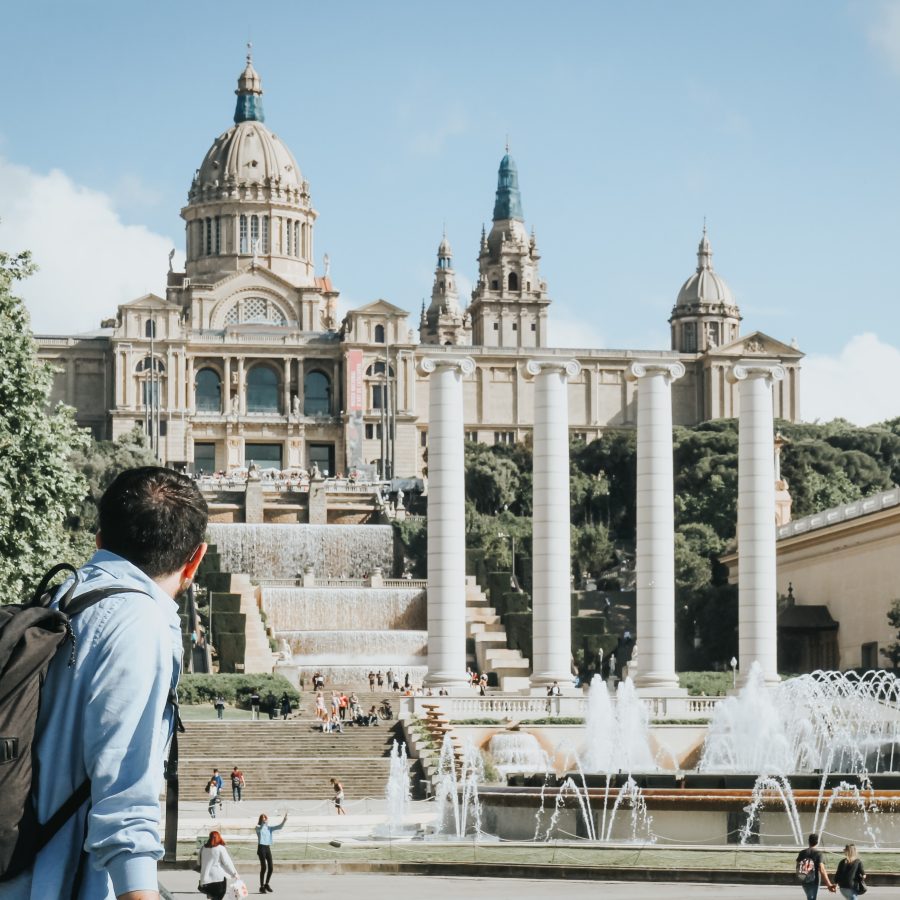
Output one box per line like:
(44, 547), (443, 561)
(0, 563), (179, 882)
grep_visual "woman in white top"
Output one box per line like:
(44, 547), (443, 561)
(199, 830), (239, 900)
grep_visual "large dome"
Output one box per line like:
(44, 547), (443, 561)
(675, 228), (736, 308)
(187, 55), (308, 208)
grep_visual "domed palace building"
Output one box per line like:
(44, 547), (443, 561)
(36, 55), (802, 479)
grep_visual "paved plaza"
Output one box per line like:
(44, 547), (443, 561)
(159, 872), (825, 898)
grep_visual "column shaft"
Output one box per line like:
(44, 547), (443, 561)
(733, 364), (784, 685)
(629, 362), (684, 691)
(420, 358), (473, 688)
(529, 362), (578, 686)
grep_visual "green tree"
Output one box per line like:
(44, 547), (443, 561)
(0, 247), (90, 598)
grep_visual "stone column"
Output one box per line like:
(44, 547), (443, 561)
(282, 358), (291, 415)
(237, 357), (246, 415)
(728, 362), (785, 686)
(526, 358), (581, 688)
(222, 357), (231, 414)
(626, 361), (685, 691)
(418, 355), (475, 689)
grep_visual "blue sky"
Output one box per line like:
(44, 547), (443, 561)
(2, 0), (900, 423)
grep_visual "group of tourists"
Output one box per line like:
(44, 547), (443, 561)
(313, 689), (388, 729)
(204, 766), (246, 817)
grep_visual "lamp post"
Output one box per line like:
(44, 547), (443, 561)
(730, 656), (738, 690)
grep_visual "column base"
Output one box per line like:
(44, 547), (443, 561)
(529, 672), (576, 692)
(424, 671), (469, 690)
(633, 673), (685, 694)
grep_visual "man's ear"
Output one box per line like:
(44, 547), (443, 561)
(181, 542), (208, 581)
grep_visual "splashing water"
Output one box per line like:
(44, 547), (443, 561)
(701, 663), (900, 775)
(434, 734), (483, 838)
(489, 731), (550, 777)
(377, 740), (414, 837)
(582, 675), (656, 773)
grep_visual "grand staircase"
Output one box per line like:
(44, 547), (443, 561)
(179, 691), (415, 802)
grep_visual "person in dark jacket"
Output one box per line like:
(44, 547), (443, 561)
(834, 843), (866, 899)
(279, 692), (291, 720)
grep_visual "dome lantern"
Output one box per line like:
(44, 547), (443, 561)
(234, 43), (265, 124)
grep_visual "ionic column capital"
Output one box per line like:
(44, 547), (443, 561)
(727, 362), (786, 385)
(523, 358), (581, 380)
(417, 355), (476, 377)
(626, 360), (686, 384)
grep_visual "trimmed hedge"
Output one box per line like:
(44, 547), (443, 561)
(178, 673), (300, 707)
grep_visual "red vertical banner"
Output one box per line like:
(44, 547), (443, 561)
(346, 349), (365, 473)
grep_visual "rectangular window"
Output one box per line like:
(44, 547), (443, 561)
(512, 323), (518, 331)
(493, 322), (499, 331)
(365, 423), (384, 440)
(571, 431), (588, 444)
(420, 430), (427, 447)
(308, 443), (335, 477)
(294, 222), (301, 257)
(286, 219), (292, 256)
(262, 216), (270, 253)
(531, 323), (536, 332)
(193, 442), (216, 475)
(214, 216), (221, 254)
(493, 431), (515, 445)
(372, 384), (384, 410)
(861, 642), (879, 669)
(465, 431), (479, 442)
(244, 442), (283, 471)
(239, 216), (248, 254)
(683, 322), (697, 352)
(250, 215), (260, 251)
(205, 218), (212, 256)
(142, 381), (160, 406)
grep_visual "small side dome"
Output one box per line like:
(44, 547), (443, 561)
(675, 227), (736, 308)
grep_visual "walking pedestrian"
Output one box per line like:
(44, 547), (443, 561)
(315, 690), (326, 722)
(213, 694), (225, 720)
(339, 692), (349, 720)
(250, 689), (261, 720)
(206, 776), (220, 818)
(368, 671), (376, 691)
(280, 691), (291, 720)
(376, 670), (384, 688)
(331, 778), (346, 815)
(834, 844), (866, 899)
(198, 830), (240, 900)
(255, 811), (288, 894)
(796, 833), (837, 899)
(231, 765), (245, 802)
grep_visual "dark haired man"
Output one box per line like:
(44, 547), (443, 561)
(796, 833), (836, 898)
(7, 467), (208, 900)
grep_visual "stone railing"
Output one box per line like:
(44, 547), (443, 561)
(402, 690), (722, 722)
(259, 577), (426, 589)
(777, 487), (900, 539)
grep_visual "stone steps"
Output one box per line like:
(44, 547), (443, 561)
(179, 713), (411, 800)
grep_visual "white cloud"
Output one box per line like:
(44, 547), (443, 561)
(0, 156), (181, 334)
(867, 0), (900, 75)
(410, 108), (467, 156)
(802, 333), (900, 425)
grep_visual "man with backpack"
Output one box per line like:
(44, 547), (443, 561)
(797, 833), (837, 898)
(2, 466), (208, 900)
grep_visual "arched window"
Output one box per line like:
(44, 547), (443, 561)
(195, 368), (222, 413)
(374, 324), (385, 343)
(136, 356), (164, 373)
(508, 272), (519, 291)
(304, 370), (332, 416)
(239, 215), (248, 254)
(365, 361), (394, 377)
(246, 365), (281, 413)
(145, 319), (156, 339)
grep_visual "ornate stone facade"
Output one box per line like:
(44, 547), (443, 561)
(36, 57), (803, 478)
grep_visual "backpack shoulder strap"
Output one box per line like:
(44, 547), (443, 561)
(34, 779), (91, 853)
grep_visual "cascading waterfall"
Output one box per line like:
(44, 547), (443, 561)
(488, 731), (550, 777)
(263, 587), (426, 632)
(208, 524), (394, 579)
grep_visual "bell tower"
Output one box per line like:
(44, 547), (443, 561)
(467, 151), (550, 348)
